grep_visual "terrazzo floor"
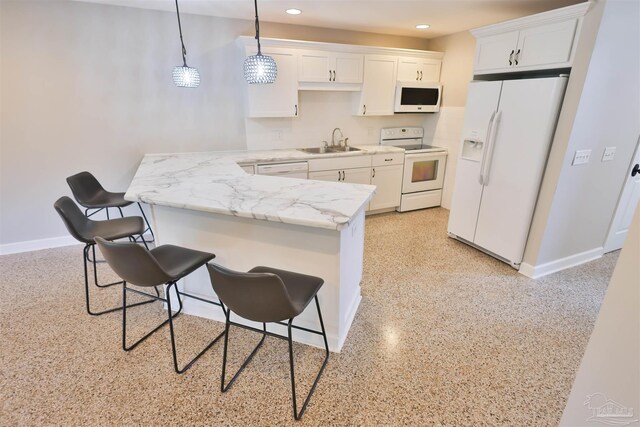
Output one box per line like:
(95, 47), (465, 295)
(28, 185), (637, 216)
(0, 208), (616, 426)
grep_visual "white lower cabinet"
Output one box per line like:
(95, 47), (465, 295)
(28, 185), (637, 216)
(343, 167), (372, 185)
(370, 164), (403, 211)
(369, 153), (404, 211)
(308, 169), (343, 183)
(307, 153), (403, 212)
(308, 167), (371, 185)
(309, 155), (373, 210)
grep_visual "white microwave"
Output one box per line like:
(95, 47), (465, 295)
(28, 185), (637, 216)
(394, 81), (442, 113)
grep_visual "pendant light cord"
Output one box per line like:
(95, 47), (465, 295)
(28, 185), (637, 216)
(175, 0), (188, 66)
(253, 0), (262, 55)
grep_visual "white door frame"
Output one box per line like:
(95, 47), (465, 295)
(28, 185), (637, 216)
(604, 135), (640, 253)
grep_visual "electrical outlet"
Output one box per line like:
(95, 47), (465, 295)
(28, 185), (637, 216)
(572, 149), (591, 165)
(602, 146), (616, 162)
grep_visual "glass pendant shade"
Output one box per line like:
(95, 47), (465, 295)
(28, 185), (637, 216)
(244, 53), (277, 84)
(173, 65), (200, 88)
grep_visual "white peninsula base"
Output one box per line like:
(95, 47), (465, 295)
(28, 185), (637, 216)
(152, 205), (365, 352)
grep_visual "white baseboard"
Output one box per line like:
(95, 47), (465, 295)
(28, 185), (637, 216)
(0, 235), (78, 255)
(519, 246), (604, 279)
(0, 233), (154, 256)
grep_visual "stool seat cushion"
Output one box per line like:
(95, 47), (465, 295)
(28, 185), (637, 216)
(248, 266), (324, 317)
(82, 217), (144, 244)
(80, 191), (132, 209)
(151, 245), (216, 282)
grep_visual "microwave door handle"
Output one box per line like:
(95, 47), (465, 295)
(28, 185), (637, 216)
(482, 111), (502, 186)
(478, 111), (497, 185)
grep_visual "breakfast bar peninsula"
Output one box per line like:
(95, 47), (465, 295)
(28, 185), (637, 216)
(125, 151), (376, 351)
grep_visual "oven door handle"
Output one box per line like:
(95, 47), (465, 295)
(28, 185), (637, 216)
(479, 111), (497, 185)
(481, 110), (502, 186)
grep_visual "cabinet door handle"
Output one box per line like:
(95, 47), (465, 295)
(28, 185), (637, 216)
(372, 168), (376, 178)
(333, 70), (337, 81)
(416, 70), (419, 81)
(384, 158), (393, 162)
(508, 50), (514, 66)
(294, 104), (298, 116)
(514, 49), (520, 65)
(329, 70), (332, 81)
(420, 70), (423, 80)
(632, 164), (640, 177)
(342, 171), (346, 181)
(363, 105), (366, 115)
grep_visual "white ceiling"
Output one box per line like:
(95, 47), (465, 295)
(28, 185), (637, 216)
(72, 0), (585, 39)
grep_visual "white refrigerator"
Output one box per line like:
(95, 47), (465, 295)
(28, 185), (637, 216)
(447, 76), (567, 267)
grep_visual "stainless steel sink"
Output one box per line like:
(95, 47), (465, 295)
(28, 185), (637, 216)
(328, 146), (361, 153)
(298, 147), (330, 154)
(298, 146), (361, 154)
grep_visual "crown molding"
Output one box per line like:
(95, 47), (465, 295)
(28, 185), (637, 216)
(237, 36), (444, 59)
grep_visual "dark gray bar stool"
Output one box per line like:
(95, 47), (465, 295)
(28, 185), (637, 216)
(66, 171), (155, 243)
(95, 237), (225, 374)
(206, 263), (329, 420)
(54, 196), (154, 316)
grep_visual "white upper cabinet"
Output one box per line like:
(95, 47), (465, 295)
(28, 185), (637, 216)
(298, 50), (363, 84)
(237, 37), (443, 118)
(355, 55), (398, 116)
(515, 20), (578, 69)
(474, 31), (520, 72)
(471, 2), (589, 75)
(397, 57), (442, 82)
(245, 47), (299, 118)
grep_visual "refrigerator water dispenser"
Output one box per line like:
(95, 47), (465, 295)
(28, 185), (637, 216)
(461, 139), (484, 162)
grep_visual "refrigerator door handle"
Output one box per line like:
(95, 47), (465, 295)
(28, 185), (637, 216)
(479, 111), (497, 185)
(482, 110), (502, 186)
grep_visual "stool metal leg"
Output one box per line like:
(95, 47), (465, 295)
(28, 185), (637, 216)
(122, 281), (179, 350)
(83, 245), (155, 316)
(221, 313), (267, 392)
(91, 244), (122, 288)
(166, 283), (226, 374)
(137, 202), (155, 244)
(288, 296), (330, 420)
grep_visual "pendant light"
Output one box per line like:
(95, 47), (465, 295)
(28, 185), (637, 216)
(244, 0), (277, 84)
(172, 0), (200, 88)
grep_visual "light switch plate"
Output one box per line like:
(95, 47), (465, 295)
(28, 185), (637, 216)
(572, 149), (591, 165)
(602, 146), (616, 162)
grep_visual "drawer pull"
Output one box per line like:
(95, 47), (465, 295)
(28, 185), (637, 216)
(385, 158), (393, 162)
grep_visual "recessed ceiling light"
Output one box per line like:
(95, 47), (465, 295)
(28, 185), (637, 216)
(415, 24), (430, 30)
(286, 9), (302, 15)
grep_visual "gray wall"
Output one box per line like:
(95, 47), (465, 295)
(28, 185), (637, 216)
(524, 0), (640, 267)
(560, 205), (639, 425)
(0, 0), (429, 247)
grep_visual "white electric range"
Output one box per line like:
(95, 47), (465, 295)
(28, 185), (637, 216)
(380, 127), (448, 212)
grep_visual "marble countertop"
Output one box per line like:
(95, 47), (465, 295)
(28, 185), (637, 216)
(124, 146), (398, 231)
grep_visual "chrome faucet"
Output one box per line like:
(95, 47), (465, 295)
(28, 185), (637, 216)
(331, 128), (344, 147)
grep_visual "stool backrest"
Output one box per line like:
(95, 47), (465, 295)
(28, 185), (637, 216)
(66, 171), (104, 205)
(54, 196), (94, 244)
(207, 263), (298, 323)
(94, 237), (172, 287)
